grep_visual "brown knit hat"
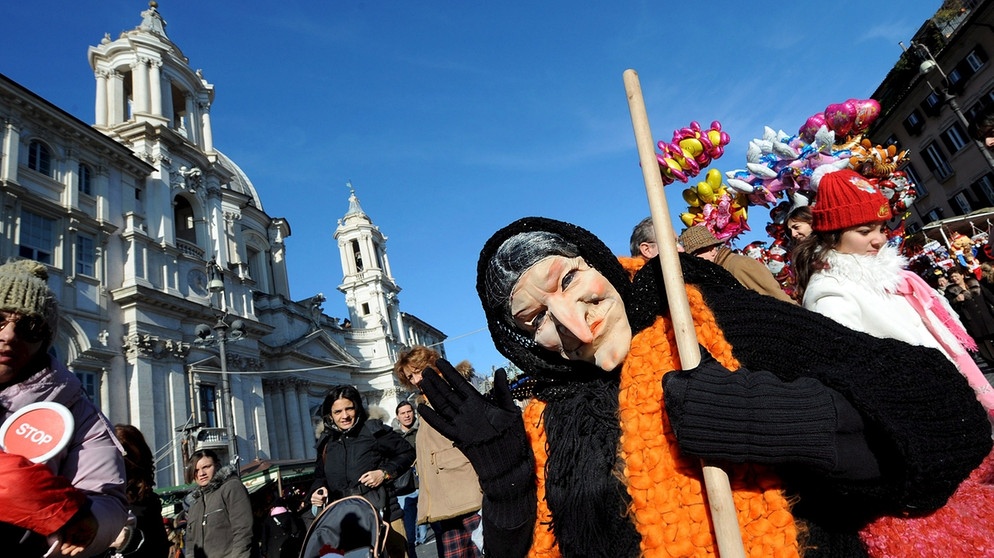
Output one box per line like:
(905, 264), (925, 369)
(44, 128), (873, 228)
(812, 169), (892, 232)
(0, 259), (58, 346)
(679, 225), (724, 254)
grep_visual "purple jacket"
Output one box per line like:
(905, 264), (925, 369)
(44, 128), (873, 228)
(0, 356), (128, 556)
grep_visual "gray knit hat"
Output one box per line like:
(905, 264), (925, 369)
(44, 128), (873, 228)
(0, 259), (58, 346)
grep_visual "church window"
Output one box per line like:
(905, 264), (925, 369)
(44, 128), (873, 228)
(174, 196), (197, 244)
(18, 210), (55, 264)
(28, 140), (52, 176)
(78, 162), (93, 195)
(351, 239), (363, 271)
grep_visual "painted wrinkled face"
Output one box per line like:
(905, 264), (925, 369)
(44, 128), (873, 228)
(330, 397), (357, 431)
(0, 312), (46, 385)
(787, 219), (812, 242)
(397, 405), (415, 428)
(837, 222), (888, 256)
(510, 256), (631, 371)
(194, 457), (217, 487)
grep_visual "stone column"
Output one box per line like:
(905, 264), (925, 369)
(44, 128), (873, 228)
(200, 102), (214, 153)
(148, 60), (163, 117)
(109, 72), (125, 125)
(132, 59), (149, 115)
(161, 76), (174, 126)
(1, 120), (19, 182)
(263, 385), (279, 459)
(184, 94), (197, 143)
(94, 70), (109, 128)
(296, 381), (315, 458)
(269, 381), (290, 459)
(282, 380), (305, 458)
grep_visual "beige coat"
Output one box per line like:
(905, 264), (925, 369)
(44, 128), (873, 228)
(415, 408), (483, 523)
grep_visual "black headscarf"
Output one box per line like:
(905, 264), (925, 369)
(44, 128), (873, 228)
(476, 217), (642, 557)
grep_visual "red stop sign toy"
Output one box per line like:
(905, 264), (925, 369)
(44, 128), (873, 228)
(0, 402), (74, 463)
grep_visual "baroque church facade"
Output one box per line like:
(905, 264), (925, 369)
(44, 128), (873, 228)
(0, 3), (445, 487)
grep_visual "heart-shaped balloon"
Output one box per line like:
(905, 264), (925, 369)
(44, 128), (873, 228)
(853, 99), (881, 134)
(799, 113), (826, 144)
(824, 100), (857, 137)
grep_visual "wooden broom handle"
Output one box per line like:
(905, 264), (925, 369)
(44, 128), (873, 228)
(623, 69), (745, 558)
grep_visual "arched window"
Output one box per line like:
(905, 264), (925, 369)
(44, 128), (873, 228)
(351, 239), (363, 271)
(28, 140), (52, 176)
(78, 163), (93, 195)
(174, 196), (197, 244)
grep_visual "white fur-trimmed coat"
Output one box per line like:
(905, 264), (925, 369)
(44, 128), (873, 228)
(802, 244), (968, 362)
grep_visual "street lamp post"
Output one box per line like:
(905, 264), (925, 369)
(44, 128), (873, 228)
(910, 40), (994, 172)
(195, 258), (244, 463)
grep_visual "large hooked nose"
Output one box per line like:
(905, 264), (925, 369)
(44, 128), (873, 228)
(539, 296), (593, 353)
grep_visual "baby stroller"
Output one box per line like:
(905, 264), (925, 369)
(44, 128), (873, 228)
(298, 495), (388, 558)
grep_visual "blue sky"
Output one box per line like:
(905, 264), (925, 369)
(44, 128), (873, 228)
(3, 0), (943, 374)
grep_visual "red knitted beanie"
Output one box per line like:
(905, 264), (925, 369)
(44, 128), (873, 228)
(812, 169), (892, 231)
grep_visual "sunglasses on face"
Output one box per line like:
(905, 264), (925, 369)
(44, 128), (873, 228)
(0, 314), (49, 343)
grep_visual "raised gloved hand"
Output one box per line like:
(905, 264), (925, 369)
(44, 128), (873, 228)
(418, 359), (536, 527)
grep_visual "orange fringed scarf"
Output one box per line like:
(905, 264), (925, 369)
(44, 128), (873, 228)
(521, 284), (800, 558)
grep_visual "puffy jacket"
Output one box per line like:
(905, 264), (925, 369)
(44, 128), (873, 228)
(184, 465), (255, 558)
(311, 418), (415, 522)
(0, 356), (127, 557)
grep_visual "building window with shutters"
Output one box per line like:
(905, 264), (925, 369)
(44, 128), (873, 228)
(923, 141), (953, 181)
(941, 123), (969, 153)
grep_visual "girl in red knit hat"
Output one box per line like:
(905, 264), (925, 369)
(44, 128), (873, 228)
(794, 168), (994, 422)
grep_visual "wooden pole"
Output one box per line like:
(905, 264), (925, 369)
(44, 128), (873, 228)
(623, 68), (746, 558)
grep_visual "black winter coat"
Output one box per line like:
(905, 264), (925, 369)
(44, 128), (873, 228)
(310, 418), (415, 522)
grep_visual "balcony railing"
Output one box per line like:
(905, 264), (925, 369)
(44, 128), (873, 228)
(177, 239), (206, 259)
(195, 427), (231, 451)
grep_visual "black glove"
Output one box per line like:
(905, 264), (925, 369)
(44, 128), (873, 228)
(418, 359), (536, 528)
(663, 347), (880, 479)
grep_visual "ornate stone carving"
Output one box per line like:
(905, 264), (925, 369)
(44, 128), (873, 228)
(172, 166), (203, 192)
(123, 333), (191, 360)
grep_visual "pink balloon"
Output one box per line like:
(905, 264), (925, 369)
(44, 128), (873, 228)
(853, 99), (881, 133)
(824, 100), (857, 137)
(799, 113), (826, 144)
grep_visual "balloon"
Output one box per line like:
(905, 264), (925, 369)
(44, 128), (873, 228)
(798, 113), (826, 144)
(656, 121), (731, 185)
(682, 188), (701, 207)
(853, 99), (881, 134)
(824, 100), (857, 138)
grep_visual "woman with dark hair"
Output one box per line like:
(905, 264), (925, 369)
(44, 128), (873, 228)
(785, 205), (813, 245)
(793, 169), (994, 417)
(110, 424), (170, 558)
(184, 449), (254, 558)
(417, 216), (993, 557)
(309, 385), (415, 558)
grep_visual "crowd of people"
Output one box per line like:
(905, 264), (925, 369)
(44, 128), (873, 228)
(5, 119), (994, 558)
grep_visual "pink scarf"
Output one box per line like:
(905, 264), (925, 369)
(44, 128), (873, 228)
(895, 271), (976, 351)
(896, 270), (994, 415)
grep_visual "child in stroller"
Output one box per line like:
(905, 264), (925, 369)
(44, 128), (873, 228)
(299, 495), (389, 558)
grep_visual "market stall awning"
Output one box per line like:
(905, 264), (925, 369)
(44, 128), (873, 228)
(240, 458), (315, 495)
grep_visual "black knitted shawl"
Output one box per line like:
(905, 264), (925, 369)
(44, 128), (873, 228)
(637, 255), (992, 523)
(478, 218), (642, 558)
(478, 218), (992, 556)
